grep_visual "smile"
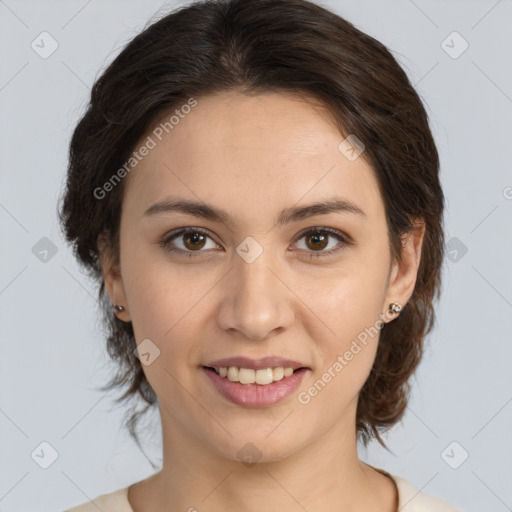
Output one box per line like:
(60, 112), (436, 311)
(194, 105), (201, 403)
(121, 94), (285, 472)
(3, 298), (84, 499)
(211, 366), (297, 385)
(203, 366), (309, 407)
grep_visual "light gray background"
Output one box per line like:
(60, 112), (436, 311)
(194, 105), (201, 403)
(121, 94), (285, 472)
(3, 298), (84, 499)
(1, 0), (511, 511)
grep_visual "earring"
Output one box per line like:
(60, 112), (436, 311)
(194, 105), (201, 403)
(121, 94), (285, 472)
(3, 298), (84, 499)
(113, 304), (125, 312)
(389, 302), (402, 314)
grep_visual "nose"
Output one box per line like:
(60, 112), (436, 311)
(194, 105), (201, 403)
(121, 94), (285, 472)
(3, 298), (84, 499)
(216, 248), (295, 341)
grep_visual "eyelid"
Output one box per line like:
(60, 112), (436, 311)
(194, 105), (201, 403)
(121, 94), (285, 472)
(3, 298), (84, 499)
(289, 226), (353, 258)
(160, 227), (220, 254)
(293, 226), (353, 245)
(160, 226), (353, 257)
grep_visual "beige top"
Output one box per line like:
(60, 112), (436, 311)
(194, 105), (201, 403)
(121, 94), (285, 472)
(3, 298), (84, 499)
(64, 467), (461, 512)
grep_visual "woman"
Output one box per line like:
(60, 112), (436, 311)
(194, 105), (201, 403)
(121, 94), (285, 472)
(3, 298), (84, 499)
(60, 0), (460, 510)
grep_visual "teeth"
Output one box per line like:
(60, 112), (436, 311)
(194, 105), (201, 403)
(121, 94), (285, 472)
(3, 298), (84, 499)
(239, 368), (255, 384)
(272, 367), (284, 381)
(256, 368), (273, 385)
(227, 367), (239, 382)
(214, 366), (298, 385)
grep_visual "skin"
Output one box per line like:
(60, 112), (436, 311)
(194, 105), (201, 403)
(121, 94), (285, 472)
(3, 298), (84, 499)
(100, 90), (425, 512)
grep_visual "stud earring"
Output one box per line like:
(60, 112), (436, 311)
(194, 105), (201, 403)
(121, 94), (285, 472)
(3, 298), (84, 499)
(388, 302), (402, 314)
(113, 304), (125, 312)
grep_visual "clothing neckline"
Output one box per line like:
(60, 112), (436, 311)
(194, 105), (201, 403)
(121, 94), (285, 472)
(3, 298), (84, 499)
(119, 464), (404, 512)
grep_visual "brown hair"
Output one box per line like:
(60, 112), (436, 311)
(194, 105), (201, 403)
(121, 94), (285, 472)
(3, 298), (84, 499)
(58, 0), (445, 456)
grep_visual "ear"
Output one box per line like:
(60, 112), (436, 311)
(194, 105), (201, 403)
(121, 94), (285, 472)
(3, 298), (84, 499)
(382, 218), (426, 324)
(97, 232), (131, 322)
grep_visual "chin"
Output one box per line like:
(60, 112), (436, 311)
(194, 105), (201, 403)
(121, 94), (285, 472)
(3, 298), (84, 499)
(204, 428), (307, 466)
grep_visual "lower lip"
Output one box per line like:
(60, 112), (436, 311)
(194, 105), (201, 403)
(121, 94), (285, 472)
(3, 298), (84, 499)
(203, 367), (308, 407)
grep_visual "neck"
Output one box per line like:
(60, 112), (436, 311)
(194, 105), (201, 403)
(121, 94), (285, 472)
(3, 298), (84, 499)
(128, 402), (396, 512)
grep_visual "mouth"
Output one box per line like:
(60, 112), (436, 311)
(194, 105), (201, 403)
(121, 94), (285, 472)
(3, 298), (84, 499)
(203, 365), (307, 386)
(202, 363), (309, 407)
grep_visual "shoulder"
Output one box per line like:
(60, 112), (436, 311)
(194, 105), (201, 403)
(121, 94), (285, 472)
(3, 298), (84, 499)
(63, 486), (132, 512)
(392, 474), (462, 512)
(62, 473), (463, 512)
(366, 462), (462, 511)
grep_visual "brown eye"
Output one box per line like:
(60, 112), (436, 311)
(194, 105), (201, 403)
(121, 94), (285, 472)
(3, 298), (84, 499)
(183, 231), (207, 250)
(304, 232), (329, 251)
(161, 228), (219, 256)
(292, 228), (352, 258)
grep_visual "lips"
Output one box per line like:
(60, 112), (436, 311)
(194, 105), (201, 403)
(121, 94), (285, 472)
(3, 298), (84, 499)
(203, 366), (309, 407)
(202, 356), (310, 407)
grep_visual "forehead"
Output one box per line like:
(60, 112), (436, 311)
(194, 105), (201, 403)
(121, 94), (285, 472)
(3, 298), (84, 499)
(122, 90), (383, 224)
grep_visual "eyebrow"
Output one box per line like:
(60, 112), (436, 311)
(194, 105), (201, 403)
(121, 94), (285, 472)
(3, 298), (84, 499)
(143, 196), (367, 226)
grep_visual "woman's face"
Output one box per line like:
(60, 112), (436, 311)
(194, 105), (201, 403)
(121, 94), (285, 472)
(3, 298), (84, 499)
(101, 90), (423, 463)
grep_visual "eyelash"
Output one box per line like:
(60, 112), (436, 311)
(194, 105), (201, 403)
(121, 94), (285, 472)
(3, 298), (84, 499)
(160, 227), (353, 260)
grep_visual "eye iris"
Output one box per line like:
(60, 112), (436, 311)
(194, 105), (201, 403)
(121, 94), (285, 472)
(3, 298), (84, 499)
(306, 233), (328, 251)
(176, 231), (335, 252)
(184, 232), (206, 250)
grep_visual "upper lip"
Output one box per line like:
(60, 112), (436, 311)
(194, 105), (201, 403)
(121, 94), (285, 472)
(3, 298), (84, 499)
(205, 356), (309, 370)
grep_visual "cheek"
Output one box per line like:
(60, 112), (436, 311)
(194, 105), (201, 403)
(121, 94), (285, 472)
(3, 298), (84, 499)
(120, 236), (182, 336)
(296, 279), (383, 421)
(299, 261), (388, 386)
(121, 262), (203, 408)
(304, 260), (388, 337)
(120, 248), (214, 380)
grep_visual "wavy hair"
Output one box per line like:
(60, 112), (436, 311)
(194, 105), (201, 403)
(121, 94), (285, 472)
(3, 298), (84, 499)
(58, 0), (445, 458)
